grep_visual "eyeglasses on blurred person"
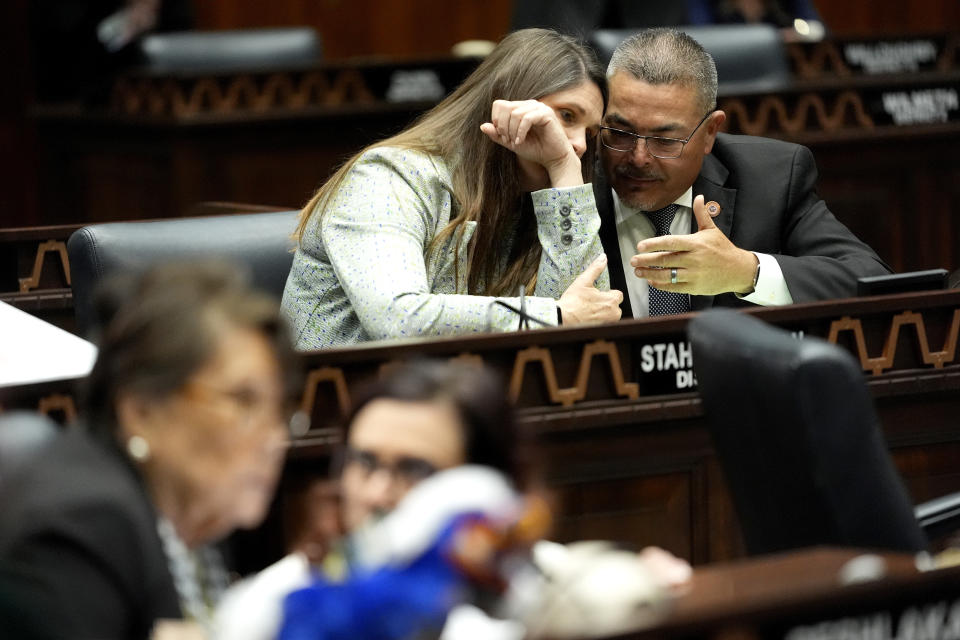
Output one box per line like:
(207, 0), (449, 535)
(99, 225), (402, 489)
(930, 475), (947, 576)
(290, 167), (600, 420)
(213, 360), (690, 640)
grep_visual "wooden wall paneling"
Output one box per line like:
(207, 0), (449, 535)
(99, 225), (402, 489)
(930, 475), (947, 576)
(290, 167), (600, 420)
(551, 472), (694, 561)
(32, 106), (422, 224)
(0, 0), (38, 229)
(809, 132), (960, 274)
(192, 0), (514, 60)
(816, 1), (960, 37)
(189, 1), (960, 54)
(705, 458), (746, 561)
(893, 442), (960, 506)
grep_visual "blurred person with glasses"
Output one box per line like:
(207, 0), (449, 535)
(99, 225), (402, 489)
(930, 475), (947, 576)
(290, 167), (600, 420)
(213, 360), (691, 639)
(593, 28), (890, 318)
(0, 261), (300, 639)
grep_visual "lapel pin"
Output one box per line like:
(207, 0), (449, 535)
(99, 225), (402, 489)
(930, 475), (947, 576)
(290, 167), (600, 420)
(705, 201), (721, 217)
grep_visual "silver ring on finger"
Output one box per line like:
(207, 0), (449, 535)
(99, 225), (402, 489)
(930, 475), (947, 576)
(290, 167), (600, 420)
(670, 267), (678, 285)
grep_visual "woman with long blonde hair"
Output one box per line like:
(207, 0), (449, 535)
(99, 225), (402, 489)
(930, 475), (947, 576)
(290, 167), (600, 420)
(282, 28), (623, 348)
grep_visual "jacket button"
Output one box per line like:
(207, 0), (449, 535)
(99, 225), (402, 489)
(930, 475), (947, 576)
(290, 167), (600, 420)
(560, 218), (572, 231)
(561, 233), (573, 245)
(559, 204), (571, 216)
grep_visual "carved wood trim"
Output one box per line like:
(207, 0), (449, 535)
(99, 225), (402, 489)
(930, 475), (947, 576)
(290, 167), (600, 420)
(300, 366), (352, 420)
(37, 394), (77, 423)
(787, 41), (853, 79)
(19, 240), (71, 293)
(292, 308), (960, 417)
(110, 68), (377, 118)
(326, 69), (376, 105)
(827, 310), (960, 375)
(720, 91), (874, 137)
(509, 346), (562, 404)
(566, 339), (639, 405)
(508, 340), (639, 407)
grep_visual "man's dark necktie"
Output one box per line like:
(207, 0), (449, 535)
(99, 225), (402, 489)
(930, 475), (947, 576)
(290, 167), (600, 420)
(646, 204), (691, 316)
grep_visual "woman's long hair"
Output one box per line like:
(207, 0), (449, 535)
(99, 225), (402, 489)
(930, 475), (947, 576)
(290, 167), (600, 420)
(293, 28), (606, 296)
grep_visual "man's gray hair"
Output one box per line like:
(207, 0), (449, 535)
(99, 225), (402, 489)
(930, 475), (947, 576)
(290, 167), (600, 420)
(607, 28), (718, 113)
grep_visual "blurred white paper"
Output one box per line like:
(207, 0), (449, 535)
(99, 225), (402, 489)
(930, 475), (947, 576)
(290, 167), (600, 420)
(0, 302), (97, 387)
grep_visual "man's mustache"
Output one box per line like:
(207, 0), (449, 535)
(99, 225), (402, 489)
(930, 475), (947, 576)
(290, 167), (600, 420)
(614, 165), (664, 181)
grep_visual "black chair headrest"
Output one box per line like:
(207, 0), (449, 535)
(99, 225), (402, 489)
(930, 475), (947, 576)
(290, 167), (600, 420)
(591, 24), (791, 94)
(67, 211), (300, 337)
(138, 28), (322, 74)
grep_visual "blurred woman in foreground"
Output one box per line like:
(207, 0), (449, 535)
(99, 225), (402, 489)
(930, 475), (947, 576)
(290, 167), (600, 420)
(0, 261), (299, 639)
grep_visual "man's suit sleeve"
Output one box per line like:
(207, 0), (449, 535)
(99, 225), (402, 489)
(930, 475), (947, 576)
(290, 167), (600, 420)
(773, 144), (892, 303)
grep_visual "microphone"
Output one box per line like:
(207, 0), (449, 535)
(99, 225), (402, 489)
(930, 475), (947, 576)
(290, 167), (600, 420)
(485, 286), (550, 332)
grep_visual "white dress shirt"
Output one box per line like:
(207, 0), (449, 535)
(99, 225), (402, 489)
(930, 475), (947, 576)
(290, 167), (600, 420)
(612, 188), (793, 318)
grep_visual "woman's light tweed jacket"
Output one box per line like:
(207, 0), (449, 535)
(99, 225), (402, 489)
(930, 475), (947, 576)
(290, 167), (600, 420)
(281, 146), (609, 349)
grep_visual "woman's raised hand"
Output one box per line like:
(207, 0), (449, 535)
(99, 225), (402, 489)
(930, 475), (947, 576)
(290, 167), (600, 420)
(480, 99), (584, 189)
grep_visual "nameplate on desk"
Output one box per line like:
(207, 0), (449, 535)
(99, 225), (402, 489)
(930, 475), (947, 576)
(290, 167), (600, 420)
(881, 87), (959, 126)
(859, 81), (960, 126)
(633, 339), (697, 394)
(843, 39), (941, 74)
(785, 595), (960, 640)
(385, 69), (446, 103)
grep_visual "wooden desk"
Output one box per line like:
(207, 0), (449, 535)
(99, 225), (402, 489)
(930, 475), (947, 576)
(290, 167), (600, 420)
(6, 291), (960, 566)
(611, 547), (960, 640)
(278, 290), (960, 564)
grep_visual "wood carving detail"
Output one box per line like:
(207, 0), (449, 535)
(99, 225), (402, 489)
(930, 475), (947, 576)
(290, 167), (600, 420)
(508, 339), (639, 407)
(37, 394), (77, 423)
(788, 41), (852, 78)
(294, 310), (960, 420)
(721, 91), (874, 137)
(110, 69), (376, 118)
(300, 367), (352, 421)
(827, 310), (960, 375)
(19, 240), (71, 293)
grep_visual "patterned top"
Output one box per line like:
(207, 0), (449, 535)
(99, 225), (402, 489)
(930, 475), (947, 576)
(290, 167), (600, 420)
(281, 146), (609, 349)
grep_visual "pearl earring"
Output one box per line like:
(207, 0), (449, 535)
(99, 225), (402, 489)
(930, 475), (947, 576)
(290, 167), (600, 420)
(127, 435), (151, 461)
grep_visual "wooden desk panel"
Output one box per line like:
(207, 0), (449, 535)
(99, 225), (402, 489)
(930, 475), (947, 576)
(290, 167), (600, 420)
(6, 291), (960, 566)
(613, 547), (946, 640)
(277, 291), (960, 563)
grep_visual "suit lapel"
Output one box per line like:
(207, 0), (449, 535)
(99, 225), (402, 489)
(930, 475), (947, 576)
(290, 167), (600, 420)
(593, 168), (634, 318)
(596, 152), (738, 317)
(690, 154), (737, 312)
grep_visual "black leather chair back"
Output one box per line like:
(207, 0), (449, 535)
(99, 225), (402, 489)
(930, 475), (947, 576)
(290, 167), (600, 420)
(67, 211), (299, 337)
(0, 412), (58, 487)
(590, 24), (791, 94)
(688, 309), (927, 555)
(139, 27), (321, 73)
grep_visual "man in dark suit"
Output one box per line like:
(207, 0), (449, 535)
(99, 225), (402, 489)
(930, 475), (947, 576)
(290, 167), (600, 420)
(594, 28), (890, 318)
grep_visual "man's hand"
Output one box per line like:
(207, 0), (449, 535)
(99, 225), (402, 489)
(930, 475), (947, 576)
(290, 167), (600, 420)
(629, 195), (758, 295)
(557, 254), (623, 325)
(480, 99), (583, 189)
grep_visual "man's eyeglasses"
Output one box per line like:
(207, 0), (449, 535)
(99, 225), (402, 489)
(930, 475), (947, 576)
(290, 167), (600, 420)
(343, 447), (438, 487)
(599, 111), (715, 159)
